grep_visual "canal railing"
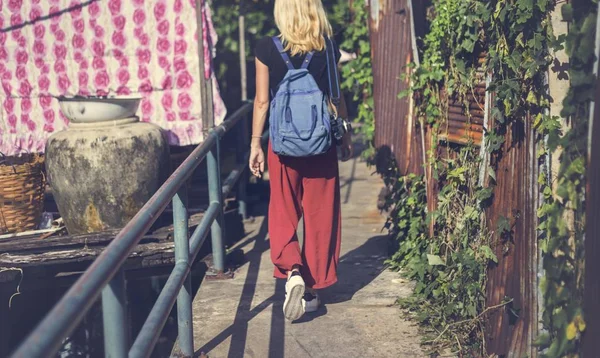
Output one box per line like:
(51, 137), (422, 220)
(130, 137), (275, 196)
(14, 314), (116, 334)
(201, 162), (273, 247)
(10, 101), (256, 358)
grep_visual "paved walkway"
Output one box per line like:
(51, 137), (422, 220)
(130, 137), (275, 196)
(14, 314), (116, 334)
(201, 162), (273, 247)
(190, 153), (423, 357)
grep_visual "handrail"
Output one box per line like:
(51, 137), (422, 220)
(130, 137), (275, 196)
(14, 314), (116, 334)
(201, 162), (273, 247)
(11, 101), (255, 358)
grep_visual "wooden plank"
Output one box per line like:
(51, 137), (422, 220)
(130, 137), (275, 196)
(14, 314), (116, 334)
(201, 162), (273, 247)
(0, 230), (171, 254)
(0, 241), (175, 269)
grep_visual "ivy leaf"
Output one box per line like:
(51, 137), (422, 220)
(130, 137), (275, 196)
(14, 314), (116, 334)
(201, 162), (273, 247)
(477, 187), (494, 202)
(566, 322), (577, 340)
(536, 0), (547, 12)
(398, 89), (411, 99)
(488, 167), (497, 182)
(562, 3), (573, 22)
(491, 107), (505, 123)
(534, 333), (551, 348)
(427, 254), (446, 266)
(462, 38), (475, 53)
(487, 134), (505, 152)
(526, 90), (538, 105)
(497, 216), (511, 236)
(480, 245), (498, 263)
(503, 98), (512, 116)
(515, 33), (525, 48)
(575, 314), (587, 332)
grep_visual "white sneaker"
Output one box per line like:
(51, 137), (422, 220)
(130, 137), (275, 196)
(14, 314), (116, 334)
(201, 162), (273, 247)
(303, 291), (320, 313)
(283, 271), (305, 321)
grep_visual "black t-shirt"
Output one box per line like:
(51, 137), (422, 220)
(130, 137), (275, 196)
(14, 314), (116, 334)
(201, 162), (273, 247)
(254, 36), (342, 96)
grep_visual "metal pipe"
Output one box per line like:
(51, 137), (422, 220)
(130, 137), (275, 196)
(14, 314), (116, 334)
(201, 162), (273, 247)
(207, 134), (226, 272)
(189, 202), (221, 260)
(239, 2), (248, 103)
(9, 147), (207, 357)
(589, 1), (600, 157)
(214, 102), (253, 137)
(238, 1), (250, 219)
(172, 186), (193, 356)
(129, 262), (191, 358)
(130, 202), (220, 358)
(237, 164), (249, 219)
(102, 269), (128, 358)
(236, 112), (250, 220)
(10, 130), (217, 358)
(223, 153), (251, 199)
(11, 104), (254, 358)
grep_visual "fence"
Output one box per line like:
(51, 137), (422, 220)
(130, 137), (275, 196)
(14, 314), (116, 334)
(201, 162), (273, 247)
(370, 0), (427, 176)
(10, 102), (255, 358)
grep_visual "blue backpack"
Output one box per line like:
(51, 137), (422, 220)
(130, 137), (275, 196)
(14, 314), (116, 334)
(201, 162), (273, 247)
(269, 36), (340, 157)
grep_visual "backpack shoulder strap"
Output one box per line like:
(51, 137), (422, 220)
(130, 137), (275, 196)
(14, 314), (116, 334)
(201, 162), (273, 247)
(300, 51), (314, 70)
(272, 36), (294, 70)
(325, 37), (341, 107)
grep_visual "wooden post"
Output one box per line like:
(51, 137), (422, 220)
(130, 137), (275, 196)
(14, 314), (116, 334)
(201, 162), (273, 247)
(195, 0), (215, 132)
(237, 2), (250, 219)
(239, 4), (247, 103)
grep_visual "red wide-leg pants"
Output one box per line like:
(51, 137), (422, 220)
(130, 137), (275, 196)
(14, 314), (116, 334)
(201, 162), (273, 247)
(267, 143), (342, 289)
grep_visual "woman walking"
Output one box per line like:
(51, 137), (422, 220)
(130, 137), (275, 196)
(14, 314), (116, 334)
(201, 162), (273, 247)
(249, 0), (352, 321)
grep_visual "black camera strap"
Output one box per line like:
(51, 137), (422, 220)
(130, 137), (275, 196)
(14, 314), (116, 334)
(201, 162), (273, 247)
(325, 37), (341, 108)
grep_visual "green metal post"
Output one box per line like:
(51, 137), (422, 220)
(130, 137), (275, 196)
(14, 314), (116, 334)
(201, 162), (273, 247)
(101, 269), (128, 358)
(237, 115), (249, 220)
(238, 3), (249, 220)
(172, 185), (194, 356)
(207, 136), (226, 272)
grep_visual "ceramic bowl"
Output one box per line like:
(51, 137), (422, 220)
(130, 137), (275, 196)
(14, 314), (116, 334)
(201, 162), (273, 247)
(58, 96), (142, 123)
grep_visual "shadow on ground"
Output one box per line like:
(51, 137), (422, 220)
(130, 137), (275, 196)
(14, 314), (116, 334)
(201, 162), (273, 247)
(190, 136), (399, 357)
(194, 210), (391, 357)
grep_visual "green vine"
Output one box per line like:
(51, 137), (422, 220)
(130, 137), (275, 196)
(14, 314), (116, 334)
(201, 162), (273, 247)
(339, 1), (375, 158)
(388, 0), (559, 355)
(536, 1), (596, 356)
(211, 0), (349, 108)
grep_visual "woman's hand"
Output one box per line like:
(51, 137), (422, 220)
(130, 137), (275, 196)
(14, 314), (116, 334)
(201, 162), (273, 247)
(249, 140), (265, 177)
(340, 132), (353, 161)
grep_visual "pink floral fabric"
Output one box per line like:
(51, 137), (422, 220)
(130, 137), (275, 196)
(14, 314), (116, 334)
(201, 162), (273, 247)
(0, 0), (226, 156)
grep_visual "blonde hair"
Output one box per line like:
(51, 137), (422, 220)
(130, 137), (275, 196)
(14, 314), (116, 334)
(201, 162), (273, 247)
(274, 0), (333, 56)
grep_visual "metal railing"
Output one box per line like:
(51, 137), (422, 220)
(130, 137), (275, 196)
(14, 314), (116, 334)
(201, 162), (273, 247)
(10, 102), (256, 358)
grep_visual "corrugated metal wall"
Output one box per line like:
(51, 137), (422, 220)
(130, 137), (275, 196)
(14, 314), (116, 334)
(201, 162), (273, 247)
(484, 118), (540, 356)
(368, 2), (542, 355)
(369, 0), (424, 176)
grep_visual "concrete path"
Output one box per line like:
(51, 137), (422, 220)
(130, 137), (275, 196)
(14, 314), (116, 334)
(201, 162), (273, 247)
(190, 154), (424, 358)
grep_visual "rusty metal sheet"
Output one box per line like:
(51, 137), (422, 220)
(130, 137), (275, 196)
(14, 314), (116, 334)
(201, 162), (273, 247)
(370, 0), (424, 176)
(369, 2), (540, 354)
(484, 118), (540, 356)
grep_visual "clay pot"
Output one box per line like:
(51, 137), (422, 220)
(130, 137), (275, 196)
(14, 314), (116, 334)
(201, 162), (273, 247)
(46, 97), (170, 234)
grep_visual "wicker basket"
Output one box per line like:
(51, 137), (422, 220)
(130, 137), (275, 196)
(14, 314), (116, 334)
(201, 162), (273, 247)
(0, 153), (46, 234)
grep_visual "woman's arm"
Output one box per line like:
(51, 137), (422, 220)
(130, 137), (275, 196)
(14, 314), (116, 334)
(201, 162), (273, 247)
(249, 58), (270, 177)
(251, 58), (270, 142)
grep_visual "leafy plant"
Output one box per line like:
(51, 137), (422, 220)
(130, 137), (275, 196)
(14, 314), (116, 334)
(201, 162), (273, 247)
(339, 1), (375, 158)
(386, 0), (564, 355)
(535, 1), (595, 356)
(211, 0), (349, 109)
(387, 146), (497, 355)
